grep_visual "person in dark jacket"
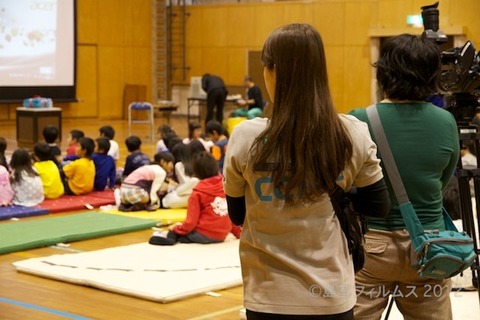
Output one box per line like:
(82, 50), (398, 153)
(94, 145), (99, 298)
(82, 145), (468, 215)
(201, 73), (228, 126)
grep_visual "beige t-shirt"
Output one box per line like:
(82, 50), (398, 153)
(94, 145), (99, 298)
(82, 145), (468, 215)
(223, 115), (383, 315)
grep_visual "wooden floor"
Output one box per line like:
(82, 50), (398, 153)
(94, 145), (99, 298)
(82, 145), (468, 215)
(0, 116), (245, 320)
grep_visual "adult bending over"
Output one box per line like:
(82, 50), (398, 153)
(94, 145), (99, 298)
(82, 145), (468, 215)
(202, 73), (228, 126)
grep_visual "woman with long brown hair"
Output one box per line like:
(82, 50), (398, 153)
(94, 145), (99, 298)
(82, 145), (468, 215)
(223, 23), (390, 319)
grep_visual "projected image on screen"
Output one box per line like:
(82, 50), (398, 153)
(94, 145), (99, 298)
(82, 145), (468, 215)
(0, 0), (76, 101)
(0, 1), (57, 84)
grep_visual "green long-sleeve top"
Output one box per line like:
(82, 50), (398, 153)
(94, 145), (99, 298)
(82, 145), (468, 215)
(349, 102), (460, 231)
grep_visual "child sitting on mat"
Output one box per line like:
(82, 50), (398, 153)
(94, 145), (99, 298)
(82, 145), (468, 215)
(92, 137), (116, 191)
(0, 162), (14, 206)
(155, 124), (176, 154)
(205, 120), (229, 174)
(33, 143), (64, 199)
(99, 125), (120, 165)
(0, 137), (8, 170)
(149, 152), (241, 245)
(161, 143), (198, 209)
(161, 140), (207, 209)
(61, 137), (95, 195)
(42, 125), (62, 166)
(10, 149), (44, 206)
(182, 121), (212, 152)
(122, 135), (151, 179)
(65, 129), (85, 158)
(118, 152), (174, 212)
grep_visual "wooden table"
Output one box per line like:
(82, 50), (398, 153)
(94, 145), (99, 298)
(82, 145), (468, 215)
(16, 107), (62, 149)
(154, 100), (178, 124)
(187, 96), (239, 125)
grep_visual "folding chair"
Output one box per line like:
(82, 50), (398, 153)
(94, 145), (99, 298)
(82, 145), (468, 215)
(128, 102), (154, 142)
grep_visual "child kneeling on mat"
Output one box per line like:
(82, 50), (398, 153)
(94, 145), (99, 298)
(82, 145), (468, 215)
(118, 152), (174, 212)
(150, 152), (241, 245)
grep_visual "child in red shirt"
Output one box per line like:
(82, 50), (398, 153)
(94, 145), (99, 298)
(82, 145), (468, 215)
(150, 152), (241, 245)
(65, 129), (85, 157)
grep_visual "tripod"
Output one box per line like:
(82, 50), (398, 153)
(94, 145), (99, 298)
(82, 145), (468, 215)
(456, 124), (480, 302)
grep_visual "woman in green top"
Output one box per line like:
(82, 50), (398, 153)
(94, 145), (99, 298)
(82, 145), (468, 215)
(349, 34), (459, 320)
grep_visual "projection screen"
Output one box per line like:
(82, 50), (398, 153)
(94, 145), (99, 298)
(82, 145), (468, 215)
(0, 0), (76, 102)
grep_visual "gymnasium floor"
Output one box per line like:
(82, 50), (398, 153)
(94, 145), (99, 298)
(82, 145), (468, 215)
(0, 116), (250, 320)
(0, 116), (479, 319)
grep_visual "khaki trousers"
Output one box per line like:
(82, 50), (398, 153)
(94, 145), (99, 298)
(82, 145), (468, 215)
(355, 229), (452, 320)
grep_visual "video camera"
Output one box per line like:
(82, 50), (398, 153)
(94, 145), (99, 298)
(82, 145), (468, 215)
(421, 2), (480, 124)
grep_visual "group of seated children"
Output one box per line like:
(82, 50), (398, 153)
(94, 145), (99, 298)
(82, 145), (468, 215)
(0, 120), (240, 244)
(0, 125), (119, 207)
(145, 120), (229, 209)
(52, 126), (117, 197)
(118, 121), (214, 211)
(119, 121), (239, 244)
(156, 122), (212, 154)
(149, 151), (241, 245)
(118, 151), (174, 212)
(156, 120), (229, 171)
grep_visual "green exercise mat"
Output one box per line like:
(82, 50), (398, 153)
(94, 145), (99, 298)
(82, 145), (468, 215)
(0, 212), (158, 255)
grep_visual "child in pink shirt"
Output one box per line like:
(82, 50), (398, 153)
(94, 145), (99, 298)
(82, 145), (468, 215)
(119, 152), (174, 211)
(0, 165), (14, 205)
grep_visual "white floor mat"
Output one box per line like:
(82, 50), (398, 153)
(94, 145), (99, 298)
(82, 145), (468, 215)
(13, 239), (241, 303)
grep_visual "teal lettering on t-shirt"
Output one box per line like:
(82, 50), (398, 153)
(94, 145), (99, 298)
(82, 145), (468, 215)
(255, 176), (299, 201)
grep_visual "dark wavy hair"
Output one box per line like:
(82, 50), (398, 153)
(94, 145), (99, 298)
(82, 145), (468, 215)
(79, 137), (95, 158)
(34, 142), (52, 162)
(42, 125), (59, 143)
(69, 129), (85, 141)
(193, 152), (219, 180)
(252, 23), (353, 203)
(95, 137), (111, 154)
(125, 135), (142, 152)
(376, 34), (441, 101)
(205, 120), (227, 138)
(10, 148), (38, 183)
(171, 143), (193, 176)
(188, 122), (202, 140)
(99, 125), (115, 140)
(153, 151), (174, 165)
(189, 140), (207, 156)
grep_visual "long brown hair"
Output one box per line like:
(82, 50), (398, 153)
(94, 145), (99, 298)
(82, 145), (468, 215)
(251, 23), (352, 203)
(10, 148), (38, 183)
